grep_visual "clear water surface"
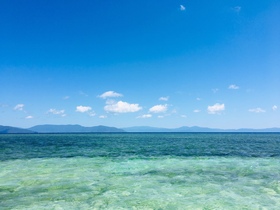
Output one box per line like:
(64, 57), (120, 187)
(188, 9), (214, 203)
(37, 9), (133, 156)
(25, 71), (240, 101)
(0, 133), (280, 209)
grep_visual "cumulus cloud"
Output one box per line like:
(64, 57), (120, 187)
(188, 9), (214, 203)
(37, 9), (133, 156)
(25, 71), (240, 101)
(99, 91), (123, 99)
(159, 96), (169, 101)
(99, 115), (107, 119)
(180, 5), (185, 11)
(228, 84), (239, 90)
(76, 105), (92, 113)
(75, 106), (95, 117)
(193, 109), (201, 113)
(137, 114), (152, 119)
(272, 105), (277, 111)
(149, 104), (168, 113)
(25, 115), (33, 119)
(14, 104), (24, 111)
(208, 103), (225, 114)
(104, 101), (142, 113)
(249, 108), (266, 113)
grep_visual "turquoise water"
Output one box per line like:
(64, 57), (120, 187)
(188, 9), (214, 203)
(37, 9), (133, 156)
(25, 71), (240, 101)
(1, 133), (280, 209)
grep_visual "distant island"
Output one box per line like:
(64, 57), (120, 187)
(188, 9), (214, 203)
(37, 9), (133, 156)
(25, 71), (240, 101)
(1, 124), (280, 134)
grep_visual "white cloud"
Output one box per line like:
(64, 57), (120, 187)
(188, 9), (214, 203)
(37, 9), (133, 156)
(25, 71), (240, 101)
(63, 96), (70, 100)
(180, 5), (185, 11)
(48, 109), (65, 115)
(181, 115), (187, 118)
(158, 115), (164, 118)
(208, 103), (225, 114)
(47, 109), (66, 117)
(228, 84), (239, 90)
(193, 109), (201, 113)
(196, 98), (201, 101)
(99, 91), (123, 99)
(149, 104), (168, 113)
(137, 114), (152, 119)
(25, 115), (33, 119)
(272, 105), (277, 111)
(99, 115), (107, 119)
(14, 104), (24, 111)
(76, 106), (94, 116)
(104, 101), (142, 113)
(249, 108), (266, 113)
(159, 96), (169, 101)
(76, 105), (92, 113)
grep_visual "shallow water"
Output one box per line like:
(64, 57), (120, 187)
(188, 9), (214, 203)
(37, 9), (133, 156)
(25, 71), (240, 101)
(1, 133), (280, 209)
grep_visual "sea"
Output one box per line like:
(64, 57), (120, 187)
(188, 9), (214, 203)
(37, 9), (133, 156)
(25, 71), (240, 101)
(0, 133), (280, 209)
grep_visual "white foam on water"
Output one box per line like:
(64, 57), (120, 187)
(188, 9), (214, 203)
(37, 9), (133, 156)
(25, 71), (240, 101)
(1, 157), (280, 209)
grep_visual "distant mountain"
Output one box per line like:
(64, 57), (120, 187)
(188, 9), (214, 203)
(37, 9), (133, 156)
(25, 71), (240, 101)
(29, 124), (125, 133)
(1, 124), (279, 134)
(234, 127), (280, 132)
(0, 125), (36, 134)
(123, 126), (172, 132)
(123, 126), (280, 132)
(173, 126), (224, 132)
(122, 126), (223, 132)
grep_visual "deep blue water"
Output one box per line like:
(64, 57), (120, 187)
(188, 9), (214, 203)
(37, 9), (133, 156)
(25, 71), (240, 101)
(1, 133), (280, 160)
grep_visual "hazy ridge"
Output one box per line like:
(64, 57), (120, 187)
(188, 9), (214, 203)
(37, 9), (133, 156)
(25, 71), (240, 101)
(123, 126), (280, 132)
(0, 125), (36, 134)
(1, 125), (280, 134)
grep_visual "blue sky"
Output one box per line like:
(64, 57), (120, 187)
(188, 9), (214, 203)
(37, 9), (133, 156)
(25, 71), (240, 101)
(1, 0), (280, 129)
